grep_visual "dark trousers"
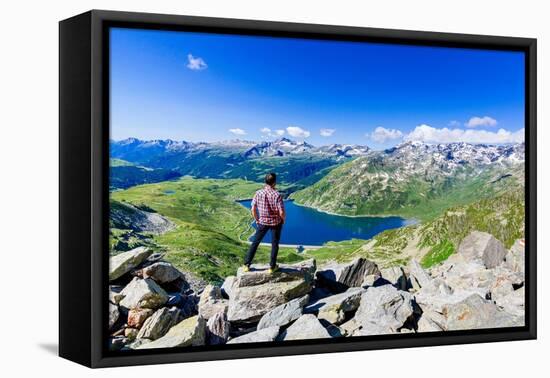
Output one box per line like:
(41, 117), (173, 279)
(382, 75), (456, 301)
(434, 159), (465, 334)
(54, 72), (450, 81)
(244, 223), (283, 268)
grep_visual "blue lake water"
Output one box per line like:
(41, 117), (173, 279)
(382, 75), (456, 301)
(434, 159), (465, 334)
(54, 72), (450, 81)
(238, 199), (411, 246)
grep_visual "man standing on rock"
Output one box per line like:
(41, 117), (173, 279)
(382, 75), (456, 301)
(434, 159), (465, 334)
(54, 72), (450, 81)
(243, 173), (285, 274)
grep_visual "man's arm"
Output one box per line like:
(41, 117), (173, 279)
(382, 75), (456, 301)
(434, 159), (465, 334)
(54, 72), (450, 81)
(251, 203), (260, 223)
(277, 195), (285, 224)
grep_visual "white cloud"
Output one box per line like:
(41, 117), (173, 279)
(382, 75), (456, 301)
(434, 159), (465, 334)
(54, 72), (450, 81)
(448, 120), (461, 127)
(368, 127), (403, 143)
(260, 128), (285, 137)
(229, 128), (246, 136)
(286, 126), (310, 138)
(465, 116), (498, 128)
(405, 124), (524, 144)
(186, 54), (208, 70)
(320, 128), (335, 137)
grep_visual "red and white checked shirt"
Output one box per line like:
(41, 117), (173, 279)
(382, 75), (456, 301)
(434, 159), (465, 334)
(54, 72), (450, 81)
(251, 185), (284, 226)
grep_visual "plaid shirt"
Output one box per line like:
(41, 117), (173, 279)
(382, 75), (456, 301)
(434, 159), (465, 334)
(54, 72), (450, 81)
(251, 185), (284, 226)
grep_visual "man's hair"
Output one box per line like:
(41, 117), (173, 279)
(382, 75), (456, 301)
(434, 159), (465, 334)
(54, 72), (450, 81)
(265, 173), (277, 186)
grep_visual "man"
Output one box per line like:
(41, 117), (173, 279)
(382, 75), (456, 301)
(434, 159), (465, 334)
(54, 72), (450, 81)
(243, 173), (285, 273)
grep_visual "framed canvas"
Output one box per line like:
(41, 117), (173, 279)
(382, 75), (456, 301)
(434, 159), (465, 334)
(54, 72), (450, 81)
(59, 10), (537, 368)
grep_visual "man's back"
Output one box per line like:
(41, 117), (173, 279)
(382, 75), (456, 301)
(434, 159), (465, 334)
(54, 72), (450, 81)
(252, 185), (284, 226)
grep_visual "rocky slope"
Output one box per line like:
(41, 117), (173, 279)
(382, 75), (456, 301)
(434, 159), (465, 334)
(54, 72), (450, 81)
(108, 230), (525, 351)
(291, 141), (525, 219)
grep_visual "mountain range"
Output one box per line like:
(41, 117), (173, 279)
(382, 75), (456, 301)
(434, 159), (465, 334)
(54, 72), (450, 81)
(291, 141), (525, 219)
(110, 137), (372, 188)
(111, 138), (524, 220)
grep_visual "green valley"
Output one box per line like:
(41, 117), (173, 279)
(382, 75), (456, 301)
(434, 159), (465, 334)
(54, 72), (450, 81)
(110, 177), (304, 283)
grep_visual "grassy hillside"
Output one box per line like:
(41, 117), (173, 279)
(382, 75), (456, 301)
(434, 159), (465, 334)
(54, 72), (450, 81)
(291, 155), (524, 221)
(110, 177), (304, 283)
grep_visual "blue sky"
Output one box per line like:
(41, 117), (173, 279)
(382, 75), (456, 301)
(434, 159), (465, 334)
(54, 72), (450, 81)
(110, 27), (525, 149)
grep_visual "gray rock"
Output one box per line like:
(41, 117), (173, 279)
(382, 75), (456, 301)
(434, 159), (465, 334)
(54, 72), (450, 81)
(417, 310), (446, 332)
(352, 322), (394, 336)
(490, 275), (515, 303)
(109, 247), (152, 281)
(505, 239), (525, 273)
(457, 231), (507, 269)
(305, 287), (365, 324)
(136, 316), (206, 349)
(227, 260), (315, 323)
(380, 267), (408, 291)
(354, 285), (413, 331)
(137, 307), (181, 340)
(408, 259), (432, 290)
(340, 318), (361, 335)
(109, 303), (119, 330)
(445, 294), (522, 330)
(361, 274), (382, 287)
(119, 277), (168, 310)
(227, 326), (280, 344)
(317, 258), (380, 292)
(257, 295), (309, 330)
(142, 262), (183, 284)
(418, 278), (453, 296)
(125, 338), (151, 350)
(206, 312), (230, 345)
(495, 287), (524, 317)
(221, 276), (237, 298)
(279, 314), (332, 341)
(198, 285), (228, 320)
(109, 286), (125, 304)
(236, 259), (316, 287)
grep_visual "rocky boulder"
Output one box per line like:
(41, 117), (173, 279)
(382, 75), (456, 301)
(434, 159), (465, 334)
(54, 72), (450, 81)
(305, 287), (365, 324)
(227, 326), (280, 344)
(109, 247), (152, 281)
(206, 312), (230, 345)
(316, 258), (380, 293)
(257, 295), (309, 330)
(227, 260), (315, 323)
(408, 259), (432, 290)
(417, 310), (446, 332)
(109, 303), (119, 330)
(127, 308), (154, 328)
(119, 277), (168, 310)
(444, 294), (523, 330)
(137, 307), (181, 340)
(495, 286), (525, 317)
(198, 285), (228, 320)
(457, 231), (507, 269)
(352, 322), (394, 336)
(505, 239), (525, 273)
(380, 267), (408, 291)
(279, 314), (332, 341)
(136, 315), (206, 349)
(221, 276), (237, 298)
(353, 285), (413, 332)
(109, 286), (125, 304)
(142, 262), (183, 284)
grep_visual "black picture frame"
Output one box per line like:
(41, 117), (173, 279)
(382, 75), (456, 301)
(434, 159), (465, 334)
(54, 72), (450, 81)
(59, 9), (537, 368)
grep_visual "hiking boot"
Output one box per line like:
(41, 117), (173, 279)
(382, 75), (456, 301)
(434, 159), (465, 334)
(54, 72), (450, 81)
(267, 265), (279, 274)
(242, 265), (250, 273)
